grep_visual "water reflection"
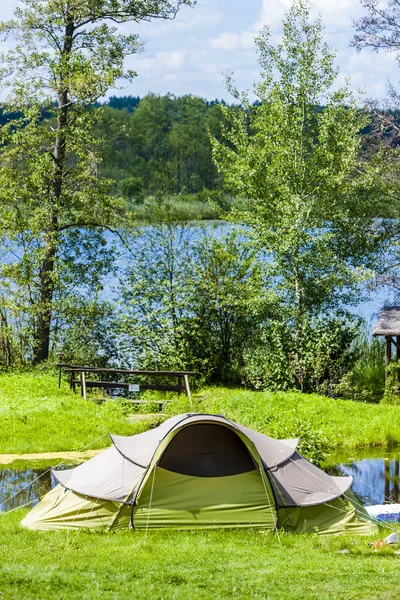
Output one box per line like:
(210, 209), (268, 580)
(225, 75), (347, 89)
(0, 466), (68, 513)
(329, 457), (400, 506)
(3, 453), (400, 513)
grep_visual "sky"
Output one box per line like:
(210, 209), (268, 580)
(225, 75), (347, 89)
(2, 0), (400, 102)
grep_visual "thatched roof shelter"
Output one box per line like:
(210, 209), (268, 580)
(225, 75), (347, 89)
(373, 306), (400, 337)
(372, 306), (400, 380)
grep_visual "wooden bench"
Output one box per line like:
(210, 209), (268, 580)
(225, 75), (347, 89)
(57, 364), (195, 406)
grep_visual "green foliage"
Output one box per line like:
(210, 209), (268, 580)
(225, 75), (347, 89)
(120, 177), (145, 204)
(335, 332), (386, 403)
(118, 206), (269, 383)
(101, 94), (225, 195)
(0, 0), (194, 364)
(241, 317), (356, 394)
(128, 193), (224, 222)
(382, 359), (400, 405)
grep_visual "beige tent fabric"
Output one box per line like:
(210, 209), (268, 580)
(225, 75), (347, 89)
(20, 485), (130, 531)
(235, 423), (299, 468)
(53, 445), (144, 502)
(111, 413), (299, 470)
(269, 452), (353, 507)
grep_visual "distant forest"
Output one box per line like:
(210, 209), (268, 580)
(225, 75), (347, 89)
(97, 94), (226, 199)
(0, 94), (387, 208)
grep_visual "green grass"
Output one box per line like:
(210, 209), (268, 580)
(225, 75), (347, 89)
(186, 387), (400, 450)
(2, 373), (400, 455)
(0, 372), (157, 454)
(0, 510), (399, 600)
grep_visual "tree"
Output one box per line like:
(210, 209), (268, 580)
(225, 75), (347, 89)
(352, 1), (400, 143)
(0, 0), (195, 363)
(99, 94), (225, 193)
(211, 1), (391, 360)
(117, 200), (267, 381)
(185, 229), (268, 381)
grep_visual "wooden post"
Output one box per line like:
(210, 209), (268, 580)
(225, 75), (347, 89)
(177, 376), (183, 395)
(394, 460), (399, 503)
(384, 459), (391, 503)
(56, 352), (64, 388)
(70, 370), (75, 392)
(183, 374), (192, 408)
(386, 336), (392, 382)
(80, 371), (87, 400)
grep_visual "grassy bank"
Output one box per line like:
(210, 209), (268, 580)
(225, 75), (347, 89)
(0, 372), (156, 454)
(0, 510), (398, 600)
(2, 372), (400, 454)
(191, 387), (400, 450)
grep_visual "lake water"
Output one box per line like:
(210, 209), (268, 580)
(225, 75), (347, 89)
(327, 448), (400, 506)
(2, 223), (398, 328)
(2, 449), (400, 514)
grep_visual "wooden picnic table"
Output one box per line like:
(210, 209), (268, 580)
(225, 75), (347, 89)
(57, 363), (195, 406)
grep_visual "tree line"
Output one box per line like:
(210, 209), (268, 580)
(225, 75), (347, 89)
(99, 94), (226, 197)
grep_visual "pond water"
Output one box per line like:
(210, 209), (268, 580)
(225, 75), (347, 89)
(2, 449), (400, 514)
(0, 464), (71, 513)
(326, 448), (400, 506)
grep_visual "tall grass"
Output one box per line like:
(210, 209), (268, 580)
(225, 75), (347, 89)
(335, 328), (386, 402)
(165, 386), (400, 450)
(2, 370), (400, 455)
(125, 193), (231, 222)
(0, 372), (153, 454)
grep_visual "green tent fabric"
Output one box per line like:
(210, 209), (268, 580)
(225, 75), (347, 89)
(21, 413), (376, 535)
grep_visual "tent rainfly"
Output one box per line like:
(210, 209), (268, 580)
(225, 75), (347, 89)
(372, 306), (400, 380)
(22, 413), (374, 534)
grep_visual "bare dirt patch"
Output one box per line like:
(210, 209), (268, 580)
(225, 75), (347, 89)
(0, 449), (103, 465)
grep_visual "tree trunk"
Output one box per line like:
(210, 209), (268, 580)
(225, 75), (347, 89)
(0, 304), (12, 366)
(33, 231), (57, 363)
(33, 17), (74, 364)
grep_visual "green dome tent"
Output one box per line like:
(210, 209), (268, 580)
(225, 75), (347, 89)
(21, 413), (374, 534)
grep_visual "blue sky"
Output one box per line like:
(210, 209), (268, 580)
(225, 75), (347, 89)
(3, 0), (400, 102)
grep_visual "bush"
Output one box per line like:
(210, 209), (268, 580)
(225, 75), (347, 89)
(241, 317), (356, 395)
(382, 359), (400, 405)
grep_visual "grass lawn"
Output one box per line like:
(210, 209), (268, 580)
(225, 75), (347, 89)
(0, 371), (159, 454)
(0, 510), (399, 600)
(2, 371), (400, 454)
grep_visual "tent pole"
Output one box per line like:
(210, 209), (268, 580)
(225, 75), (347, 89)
(183, 375), (192, 407)
(258, 465), (280, 543)
(144, 463), (157, 543)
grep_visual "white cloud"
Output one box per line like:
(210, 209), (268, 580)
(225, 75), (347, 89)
(155, 50), (186, 70)
(210, 30), (255, 52)
(258, 0), (364, 32)
(240, 31), (256, 49)
(210, 32), (239, 51)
